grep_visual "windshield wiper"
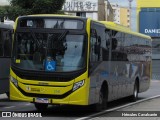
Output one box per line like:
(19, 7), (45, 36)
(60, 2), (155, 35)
(46, 30), (69, 58)
(30, 30), (41, 48)
(58, 30), (69, 41)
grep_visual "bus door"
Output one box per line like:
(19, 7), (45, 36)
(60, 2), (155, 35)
(89, 28), (101, 104)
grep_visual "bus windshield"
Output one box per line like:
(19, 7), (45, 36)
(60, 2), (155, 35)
(12, 32), (87, 72)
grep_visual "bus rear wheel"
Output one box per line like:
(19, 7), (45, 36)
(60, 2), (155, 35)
(130, 81), (138, 102)
(34, 103), (48, 111)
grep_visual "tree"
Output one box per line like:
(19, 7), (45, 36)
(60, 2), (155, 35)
(6, 0), (65, 20)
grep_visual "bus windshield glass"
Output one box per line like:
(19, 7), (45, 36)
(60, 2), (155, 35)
(12, 32), (87, 72)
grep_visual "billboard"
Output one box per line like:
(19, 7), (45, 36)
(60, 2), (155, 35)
(139, 11), (160, 37)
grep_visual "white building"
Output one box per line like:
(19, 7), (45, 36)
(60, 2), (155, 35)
(62, 0), (113, 21)
(112, 4), (120, 24)
(63, 0), (98, 20)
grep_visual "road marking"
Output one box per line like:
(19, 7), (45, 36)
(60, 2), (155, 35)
(25, 103), (32, 106)
(75, 95), (160, 120)
(4, 106), (15, 109)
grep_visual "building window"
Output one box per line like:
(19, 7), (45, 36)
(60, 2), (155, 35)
(76, 12), (86, 17)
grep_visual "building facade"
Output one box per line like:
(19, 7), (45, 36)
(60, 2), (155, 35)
(112, 4), (130, 28)
(62, 0), (113, 21)
(137, 0), (160, 59)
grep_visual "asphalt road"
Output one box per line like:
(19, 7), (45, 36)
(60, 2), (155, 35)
(152, 60), (160, 80)
(0, 80), (160, 120)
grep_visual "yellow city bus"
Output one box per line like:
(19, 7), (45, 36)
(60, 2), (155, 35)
(10, 15), (152, 111)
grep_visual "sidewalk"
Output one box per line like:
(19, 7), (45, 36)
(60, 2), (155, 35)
(99, 96), (160, 119)
(120, 96), (160, 111)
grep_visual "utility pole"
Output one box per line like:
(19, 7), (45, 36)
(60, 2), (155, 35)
(98, 0), (105, 21)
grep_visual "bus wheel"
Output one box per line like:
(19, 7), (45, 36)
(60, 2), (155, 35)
(92, 87), (107, 112)
(34, 103), (48, 111)
(130, 81), (138, 102)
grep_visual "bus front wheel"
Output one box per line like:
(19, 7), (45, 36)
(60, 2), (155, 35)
(34, 103), (48, 111)
(91, 87), (108, 112)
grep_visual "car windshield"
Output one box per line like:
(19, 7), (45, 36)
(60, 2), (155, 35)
(12, 32), (87, 72)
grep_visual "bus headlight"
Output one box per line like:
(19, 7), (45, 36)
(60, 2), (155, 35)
(73, 80), (85, 91)
(10, 76), (18, 87)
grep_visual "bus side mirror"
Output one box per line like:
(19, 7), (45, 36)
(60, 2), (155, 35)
(106, 40), (110, 48)
(112, 38), (117, 50)
(91, 29), (97, 38)
(94, 43), (100, 54)
(94, 36), (101, 54)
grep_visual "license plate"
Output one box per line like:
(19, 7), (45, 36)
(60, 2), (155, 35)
(35, 98), (49, 103)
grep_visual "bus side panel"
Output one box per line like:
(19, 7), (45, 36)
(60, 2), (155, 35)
(88, 61), (120, 104)
(139, 61), (151, 93)
(0, 58), (10, 94)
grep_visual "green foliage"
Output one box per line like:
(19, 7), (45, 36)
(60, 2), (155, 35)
(1, 0), (65, 20)
(0, 6), (9, 15)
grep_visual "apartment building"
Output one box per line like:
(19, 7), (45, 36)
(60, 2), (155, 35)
(112, 4), (130, 28)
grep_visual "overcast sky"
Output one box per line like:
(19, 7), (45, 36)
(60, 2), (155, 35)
(109, 0), (136, 7)
(0, 0), (9, 5)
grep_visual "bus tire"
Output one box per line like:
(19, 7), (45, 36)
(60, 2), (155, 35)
(34, 103), (48, 111)
(130, 80), (138, 102)
(91, 86), (108, 112)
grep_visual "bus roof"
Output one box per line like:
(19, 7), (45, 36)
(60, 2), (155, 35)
(100, 21), (151, 40)
(16, 14), (151, 40)
(27, 14), (87, 20)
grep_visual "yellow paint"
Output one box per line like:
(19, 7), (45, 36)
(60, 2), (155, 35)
(137, 0), (160, 8)
(15, 59), (20, 63)
(120, 7), (129, 28)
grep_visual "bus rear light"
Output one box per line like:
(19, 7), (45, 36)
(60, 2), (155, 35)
(73, 80), (85, 91)
(10, 76), (18, 87)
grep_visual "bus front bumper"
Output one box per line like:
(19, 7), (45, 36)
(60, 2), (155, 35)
(10, 81), (88, 105)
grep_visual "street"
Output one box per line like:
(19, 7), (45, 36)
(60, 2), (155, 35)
(0, 80), (160, 120)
